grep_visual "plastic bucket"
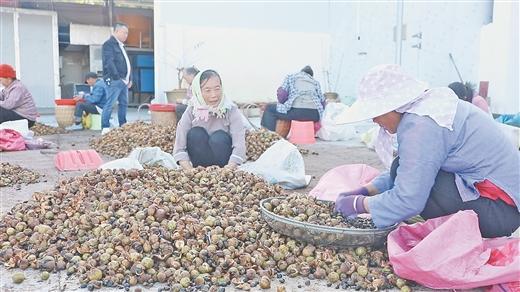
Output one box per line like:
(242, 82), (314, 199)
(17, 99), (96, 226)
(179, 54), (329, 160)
(90, 114), (102, 130)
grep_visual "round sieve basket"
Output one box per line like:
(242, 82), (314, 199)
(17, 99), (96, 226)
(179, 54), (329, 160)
(260, 197), (397, 248)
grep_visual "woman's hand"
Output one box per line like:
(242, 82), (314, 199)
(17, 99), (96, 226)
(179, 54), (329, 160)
(179, 160), (193, 170)
(335, 195), (368, 217)
(337, 184), (379, 199)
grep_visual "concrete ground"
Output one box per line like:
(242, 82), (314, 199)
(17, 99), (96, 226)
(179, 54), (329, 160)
(0, 112), (440, 291)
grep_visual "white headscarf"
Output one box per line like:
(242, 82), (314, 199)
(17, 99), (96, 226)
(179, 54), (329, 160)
(190, 70), (234, 122)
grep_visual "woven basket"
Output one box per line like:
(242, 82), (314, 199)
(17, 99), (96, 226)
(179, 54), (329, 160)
(55, 105), (75, 128)
(150, 104), (177, 125)
(275, 119), (291, 138)
(151, 111), (177, 125)
(166, 89), (187, 104)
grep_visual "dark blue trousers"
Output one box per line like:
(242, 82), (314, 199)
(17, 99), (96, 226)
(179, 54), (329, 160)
(390, 157), (520, 238)
(260, 103), (319, 131)
(0, 107), (35, 128)
(187, 127), (232, 167)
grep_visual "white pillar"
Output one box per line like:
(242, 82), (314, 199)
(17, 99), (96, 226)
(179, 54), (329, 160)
(479, 1), (520, 114)
(13, 11), (20, 79)
(394, 0), (404, 65)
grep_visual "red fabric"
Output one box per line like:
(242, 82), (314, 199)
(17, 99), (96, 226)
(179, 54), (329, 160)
(313, 121), (321, 133)
(486, 240), (520, 292)
(476, 179), (515, 207)
(487, 282), (520, 292)
(0, 129), (26, 151)
(0, 64), (16, 78)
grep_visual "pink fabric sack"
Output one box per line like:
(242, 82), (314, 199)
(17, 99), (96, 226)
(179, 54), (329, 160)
(309, 164), (380, 202)
(0, 129), (26, 151)
(387, 210), (520, 289)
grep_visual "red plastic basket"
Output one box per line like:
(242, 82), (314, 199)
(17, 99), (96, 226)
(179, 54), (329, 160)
(55, 99), (83, 106)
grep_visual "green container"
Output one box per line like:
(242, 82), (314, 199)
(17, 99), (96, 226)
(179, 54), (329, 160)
(90, 114), (102, 130)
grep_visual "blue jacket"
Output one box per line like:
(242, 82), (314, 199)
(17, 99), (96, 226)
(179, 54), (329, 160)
(84, 79), (108, 109)
(367, 101), (520, 228)
(102, 36), (131, 83)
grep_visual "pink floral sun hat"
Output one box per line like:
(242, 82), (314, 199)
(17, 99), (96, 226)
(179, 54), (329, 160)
(335, 64), (429, 124)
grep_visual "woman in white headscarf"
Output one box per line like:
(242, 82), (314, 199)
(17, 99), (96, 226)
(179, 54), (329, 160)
(334, 64), (519, 238)
(173, 70), (246, 170)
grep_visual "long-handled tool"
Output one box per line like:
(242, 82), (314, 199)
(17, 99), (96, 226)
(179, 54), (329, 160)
(449, 53), (464, 83)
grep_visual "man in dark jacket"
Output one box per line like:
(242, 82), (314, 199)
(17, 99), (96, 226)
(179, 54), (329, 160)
(101, 22), (132, 134)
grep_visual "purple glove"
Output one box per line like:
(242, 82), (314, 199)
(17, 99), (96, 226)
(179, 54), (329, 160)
(338, 186), (369, 198)
(335, 195), (367, 217)
(277, 87), (289, 103)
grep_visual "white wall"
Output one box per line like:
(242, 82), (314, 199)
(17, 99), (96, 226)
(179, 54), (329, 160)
(327, 2), (397, 98)
(0, 7), (59, 109)
(155, 1), (495, 105)
(69, 23), (111, 46)
(327, 1), (492, 98)
(0, 12), (16, 66)
(400, 1), (492, 86)
(479, 1), (519, 114)
(154, 24), (329, 103)
(154, 2), (331, 103)
(155, 2), (330, 33)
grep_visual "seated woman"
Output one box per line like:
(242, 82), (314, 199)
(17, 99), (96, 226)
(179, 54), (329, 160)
(173, 70), (246, 169)
(0, 64), (38, 127)
(448, 81), (490, 114)
(334, 64), (519, 238)
(176, 66), (200, 123)
(260, 66), (326, 134)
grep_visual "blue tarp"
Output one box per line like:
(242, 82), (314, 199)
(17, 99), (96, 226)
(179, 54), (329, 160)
(495, 113), (520, 127)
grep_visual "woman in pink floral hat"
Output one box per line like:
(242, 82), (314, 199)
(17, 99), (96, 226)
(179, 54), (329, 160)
(334, 64), (519, 238)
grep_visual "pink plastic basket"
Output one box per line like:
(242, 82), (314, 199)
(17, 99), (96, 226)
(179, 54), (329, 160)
(55, 150), (103, 171)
